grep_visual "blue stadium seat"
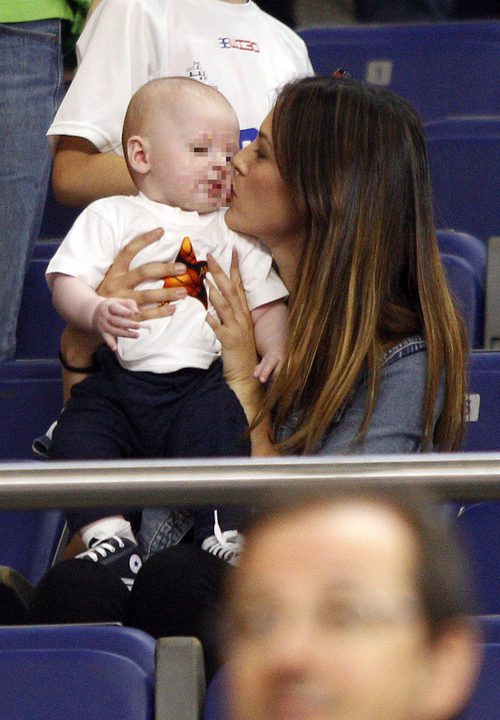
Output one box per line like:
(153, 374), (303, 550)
(15, 259), (64, 360)
(0, 509), (65, 586)
(32, 240), (60, 260)
(299, 21), (500, 121)
(455, 502), (500, 616)
(39, 182), (79, 240)
(437, 230), (487, 288)
(458, 641), (500, 720)
(480, 615), (500, 644)
(437, 229), (486, 347)
(0, 359), (62, 460)
(463, 351), (500, 451)
(0, 624), (156, 720)
(440, 253), (484, 348)
(203, 666), (229, 720)
(425, 116), (500, 245)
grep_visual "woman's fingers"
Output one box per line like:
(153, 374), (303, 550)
(125, 260), (186, 287)
(94, 226), (195, 322)
(114, 227), (164, 273)
(135, 303), (177, 322)
(206, 250), (249, 322)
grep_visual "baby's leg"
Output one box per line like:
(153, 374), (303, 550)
(49, 360), (141, 586)
(161, 359), (251, 565)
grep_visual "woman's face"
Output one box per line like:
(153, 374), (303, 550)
(225, 112), (304, 249)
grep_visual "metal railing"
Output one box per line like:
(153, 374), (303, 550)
(0, 452), (499, 510)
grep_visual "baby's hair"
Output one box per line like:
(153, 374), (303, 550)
(121, 76), (236, 156)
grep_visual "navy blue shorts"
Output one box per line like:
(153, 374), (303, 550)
(50, 347), (250, 534)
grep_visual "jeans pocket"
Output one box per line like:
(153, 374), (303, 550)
(0, 18), (60, 43)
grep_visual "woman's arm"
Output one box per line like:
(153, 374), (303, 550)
(206, 252), (279, 456)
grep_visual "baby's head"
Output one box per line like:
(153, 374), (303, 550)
(122, 77), (240, 213)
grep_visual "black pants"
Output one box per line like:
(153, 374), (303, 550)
(49, 348), (251, 541)
(29, 544), (228, 682)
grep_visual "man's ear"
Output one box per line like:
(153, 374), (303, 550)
(422, 621), (482, 720)
(127, 135), (150, 175)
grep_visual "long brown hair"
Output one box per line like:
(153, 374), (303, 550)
(263, 76), (467, 453)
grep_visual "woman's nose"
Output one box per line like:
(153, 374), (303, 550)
(233, 144), (250, 175)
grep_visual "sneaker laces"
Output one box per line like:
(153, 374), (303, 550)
(202, 511), (244, 566)
(77, 535), (125, 562)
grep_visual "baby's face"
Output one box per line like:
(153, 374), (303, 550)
(148, 101), (240, 213)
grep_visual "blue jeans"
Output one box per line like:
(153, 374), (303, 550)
(0, 19), (64, 361)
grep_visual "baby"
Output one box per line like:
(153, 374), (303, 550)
(46, 77), (288, 585)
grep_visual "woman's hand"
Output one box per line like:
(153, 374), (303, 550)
(206, 251), (269, 427)
(206, 251), (278, 456)
(96, 227), (188, 320)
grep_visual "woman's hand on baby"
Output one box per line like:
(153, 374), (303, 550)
(206, 250), (258, 381)
(96, 227), (188, 320)
(205, 251), (266, 425)
(92, 298), (140, 351)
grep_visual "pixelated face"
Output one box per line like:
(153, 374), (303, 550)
(148, 100), (239, 213)
(225, 501), (444, 720)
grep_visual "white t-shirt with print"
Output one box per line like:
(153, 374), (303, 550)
(48, 0), (313, 152)
(46, 193), (288, 373)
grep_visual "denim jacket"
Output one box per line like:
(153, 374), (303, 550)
(282, 335), (440, 456)
(140, 336), (439, 555)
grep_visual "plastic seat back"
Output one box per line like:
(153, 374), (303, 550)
(0, 359), (62, 460)
(0, 508), (65, 586)
(299, 21), (500, 121)
(440, 253), (484, 348)
(0, 624), (156, 720)
(15, 259), (65, 359)
(463, 351), (500, 451)
(425, 116), (500, 245)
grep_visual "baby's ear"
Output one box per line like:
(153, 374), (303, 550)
(127, 135), (150, 175)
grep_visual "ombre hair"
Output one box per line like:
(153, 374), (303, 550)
(263, 76), (467, 453)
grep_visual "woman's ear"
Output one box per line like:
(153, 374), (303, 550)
(127, 135), (150, 175)
(421, 620), (482, 720)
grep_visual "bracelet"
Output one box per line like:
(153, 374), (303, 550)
(58, 350), (99, 374)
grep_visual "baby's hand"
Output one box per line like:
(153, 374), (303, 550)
(253, 351), (284, 384)
(92, 298), (140, 351)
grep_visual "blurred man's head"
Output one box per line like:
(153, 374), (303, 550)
(224, 488), (480, 720)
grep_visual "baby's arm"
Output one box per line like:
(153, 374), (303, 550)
(50, 273), (140, 352)
(251, 300), (289, 383)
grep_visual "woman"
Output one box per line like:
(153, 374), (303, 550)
(30, 76), (467, 678)
(207, 74), (467, 456)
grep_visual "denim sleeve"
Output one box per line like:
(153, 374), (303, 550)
(318, 350), (437, 455)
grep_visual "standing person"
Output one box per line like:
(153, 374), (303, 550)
(0, 0), (90, 362)
(30, 76), (468, 679)
(222, 488), (481, 720)
(46, 77), (288, 579)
